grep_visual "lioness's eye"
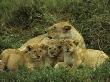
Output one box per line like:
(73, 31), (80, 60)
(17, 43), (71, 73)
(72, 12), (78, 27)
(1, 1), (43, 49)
(48, 36), (52, 39)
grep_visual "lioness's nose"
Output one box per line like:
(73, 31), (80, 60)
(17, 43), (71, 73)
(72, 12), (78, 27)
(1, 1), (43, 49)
(44, 30), (47, 33)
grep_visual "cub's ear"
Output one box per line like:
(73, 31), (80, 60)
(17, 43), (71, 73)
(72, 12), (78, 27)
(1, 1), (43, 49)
(57, 45), (62, 49)
(26, 45), (33, 51)
(60, 40), (65, 45)
(63, 26), (71, 32)
(73, 41), (79, 46)
(40, 44), (48, 50)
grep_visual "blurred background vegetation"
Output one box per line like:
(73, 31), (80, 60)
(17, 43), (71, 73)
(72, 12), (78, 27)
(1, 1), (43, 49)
(0, 0), (110, 82)
(0, 0), (110, 55)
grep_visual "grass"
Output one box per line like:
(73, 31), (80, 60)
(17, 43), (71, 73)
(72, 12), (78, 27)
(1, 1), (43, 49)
(0, 0), (110, 54)
(0, 60), (110, 82)
(0, 0), (110, 81)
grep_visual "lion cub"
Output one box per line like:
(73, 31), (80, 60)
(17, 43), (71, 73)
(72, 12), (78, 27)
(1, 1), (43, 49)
(26, 44), (52, 67)
(55, 40), (109, 69)
(47, 21), (86, 49)
(46, 39), (64, 66)
(0, 47), (39, 71)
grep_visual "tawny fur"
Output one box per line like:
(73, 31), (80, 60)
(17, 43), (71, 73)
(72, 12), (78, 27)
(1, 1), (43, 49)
(45, 39), (64, 66)
(54, 40), (109, 69)
(26, 44), (52, 67)
(0, 48), (37, 71)
(18, 34), (49, 51)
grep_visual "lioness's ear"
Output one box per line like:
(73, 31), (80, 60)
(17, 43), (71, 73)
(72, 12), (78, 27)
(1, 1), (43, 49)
(26, 45), (33, 51)
(63, 26), (71, 32)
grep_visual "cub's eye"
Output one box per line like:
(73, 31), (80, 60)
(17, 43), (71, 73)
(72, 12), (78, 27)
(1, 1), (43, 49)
(69, 43), (72, 46)
(33, 51), (36, 53)
(67, 48), (69, 51)
(48, 47), (51, 49)
(48, 36), (52, 39)
(51, 52), (54, 54)
(64, 26), (71, 32)
(58, 46), (62, 49)
(39, 50), (42, 52)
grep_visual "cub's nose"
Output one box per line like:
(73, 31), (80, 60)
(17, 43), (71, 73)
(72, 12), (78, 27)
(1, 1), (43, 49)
(37, 55), (40, 59)
(51, 52), (54, 54)
(67, 48), (69, 52)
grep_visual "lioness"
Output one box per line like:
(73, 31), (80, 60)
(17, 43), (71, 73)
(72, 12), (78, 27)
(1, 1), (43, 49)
(47, 21), (86, 49)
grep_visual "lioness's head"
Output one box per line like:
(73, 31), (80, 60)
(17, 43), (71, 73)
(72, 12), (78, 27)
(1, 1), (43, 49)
(47, 21), (73, 39)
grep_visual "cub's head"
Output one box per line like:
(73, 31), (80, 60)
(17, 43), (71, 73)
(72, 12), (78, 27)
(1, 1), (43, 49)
(25, 44), (50, 67)
(60, 39), (79, 53)
(46, 39), (62, 58)
(26, 44), (48, 61)
(47, 21), (73, 39)
(47, 45), (62, 58)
